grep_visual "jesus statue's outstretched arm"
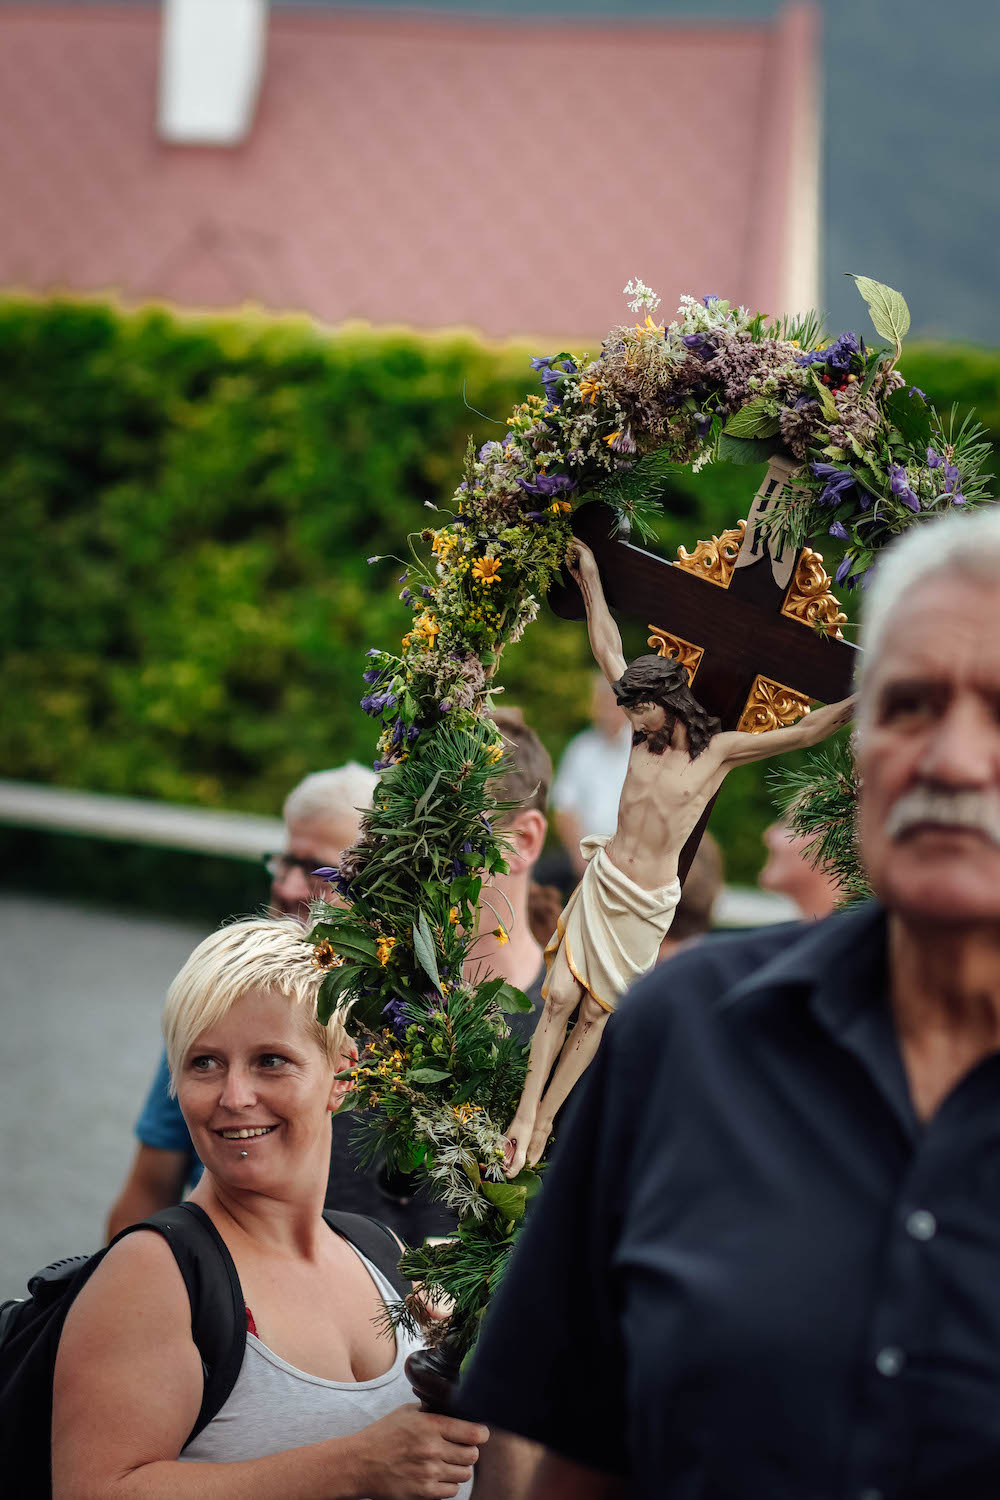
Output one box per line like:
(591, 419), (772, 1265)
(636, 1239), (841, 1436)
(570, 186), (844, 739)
(569, 543), (627, 684)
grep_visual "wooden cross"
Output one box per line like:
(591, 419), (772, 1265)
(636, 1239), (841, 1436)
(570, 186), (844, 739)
(549, 458), (859, 880)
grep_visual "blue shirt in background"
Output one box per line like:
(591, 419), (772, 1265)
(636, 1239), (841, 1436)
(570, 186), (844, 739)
(135, 1049), (203, 1187)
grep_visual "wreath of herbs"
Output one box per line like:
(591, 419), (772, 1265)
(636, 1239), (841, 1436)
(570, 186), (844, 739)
(307, 275), (992, 1360)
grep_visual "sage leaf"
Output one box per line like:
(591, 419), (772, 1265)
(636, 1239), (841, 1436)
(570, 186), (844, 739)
(406, 1067), (452, 1084)
(412, 910), (443, 994)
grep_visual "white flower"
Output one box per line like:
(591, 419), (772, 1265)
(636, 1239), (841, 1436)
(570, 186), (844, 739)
(623, 277), (661, 316)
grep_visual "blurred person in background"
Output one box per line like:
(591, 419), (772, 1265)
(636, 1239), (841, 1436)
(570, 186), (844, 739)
(550, 673), (631, 882)
(106, 764), (377, 1239)
(658, 831), (724, 963)
(759, 819), (844, 920)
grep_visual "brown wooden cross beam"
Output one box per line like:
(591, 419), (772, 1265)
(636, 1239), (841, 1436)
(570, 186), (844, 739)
(549, 458), (860, 881)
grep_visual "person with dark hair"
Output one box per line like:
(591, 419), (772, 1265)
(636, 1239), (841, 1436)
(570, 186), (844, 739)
(502, 538), (854, 1175)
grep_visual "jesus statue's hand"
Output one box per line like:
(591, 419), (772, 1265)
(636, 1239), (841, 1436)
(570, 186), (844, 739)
(567, 538), (599, 586)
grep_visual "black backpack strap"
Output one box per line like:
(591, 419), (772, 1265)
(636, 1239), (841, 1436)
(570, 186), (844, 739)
(323, 1210), (412, 1300)
(121, 1202), (246, 1444)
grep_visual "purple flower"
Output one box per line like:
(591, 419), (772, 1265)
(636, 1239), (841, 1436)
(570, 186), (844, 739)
(312, 867), (337, 879)
(682, 331), (718, 361)
(407, 725), (420, 741)
(382, 998), (409, 1038)
(361, 691), (397, 718)
(399, 587), (412, 605)
(796, 332), (859, 374)
(701, 294), (719, 306)
(529, 354), (576, 407)
(362, 668), (381, 685)
(926, 446), (941, 469)
(608, 428), (637, 455)
(439, 700), (452, 713)
(828, 520), (849, 540)
(835, 556), (853, 585)
(516, 472), (577, 498)
(809, 461), (857, 508)
(365, 648), (381, 658)
(524, 510), (543, 521)
(943, 461), (962, 494)
(420, 585), (433, 599)
(890, 464), (920, 512)
(398, 572), (408, 584)
(694, 411), (712, 439)
(909, 386), (928, 402)
(367, 555), (380, 565)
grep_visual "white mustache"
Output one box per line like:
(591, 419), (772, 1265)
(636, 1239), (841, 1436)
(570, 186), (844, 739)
(885, 788), (1000, 849)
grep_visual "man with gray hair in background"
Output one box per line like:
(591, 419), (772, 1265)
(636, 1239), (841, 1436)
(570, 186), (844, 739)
(459, 507), (1000, 1500)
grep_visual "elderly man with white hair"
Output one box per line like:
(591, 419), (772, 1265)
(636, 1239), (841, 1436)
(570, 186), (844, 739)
(458, 507), (1000, 1500)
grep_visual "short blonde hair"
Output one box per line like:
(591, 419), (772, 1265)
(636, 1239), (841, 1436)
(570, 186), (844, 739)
(163, 917), (348, 1092)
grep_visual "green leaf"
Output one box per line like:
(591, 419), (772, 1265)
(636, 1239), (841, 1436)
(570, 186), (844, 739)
(722, 398), (780, 440)
(885, 387), (934, 450)
(407, 1066), (452, 1084)
(482, 1180), (528, 1222)
(412, 910), (443, 994)
(308, 921), (379, 964)
(810, 373), (840, 422)
(317, 964), (362, 1025)
(717, 432), (778, 467)
(848, 274), (911, 349)
(414, 768), (443, 820)
(492, 982), (533, 1015)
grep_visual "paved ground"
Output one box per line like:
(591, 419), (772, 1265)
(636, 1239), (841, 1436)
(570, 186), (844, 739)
(0, 894), (203, 1305)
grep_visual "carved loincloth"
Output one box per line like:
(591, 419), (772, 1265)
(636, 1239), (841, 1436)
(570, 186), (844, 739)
(542, 835), (681, 1014)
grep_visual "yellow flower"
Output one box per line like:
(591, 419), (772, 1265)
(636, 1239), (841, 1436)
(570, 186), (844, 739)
(492, 925), (509, 946)
(604, 431), (621, 447)
(484, 741), (504, 765)
(448, 907), (459, 924)
(472, 556), (502, 586)
(547, 500), (571, 516)
(432, 531), (457, 556)
(376, 936), (397, 966)
(310, 939), (343, 972)
(579, 376), (602, 404)
(413, 612), (440, 647)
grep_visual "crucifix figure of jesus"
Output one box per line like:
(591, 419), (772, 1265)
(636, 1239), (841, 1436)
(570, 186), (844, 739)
(503, 539), (856, 1177)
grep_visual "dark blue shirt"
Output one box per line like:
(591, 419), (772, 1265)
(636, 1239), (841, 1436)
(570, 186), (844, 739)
(458, 905), (1000, 1499)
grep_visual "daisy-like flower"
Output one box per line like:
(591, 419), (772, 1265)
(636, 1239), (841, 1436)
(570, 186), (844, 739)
(472, 556), (502, 586)
(310, 940), (343, 972)
(579, 376), (603, 404)
(547, 500), (571, 516)
(492, 925), (509, 946)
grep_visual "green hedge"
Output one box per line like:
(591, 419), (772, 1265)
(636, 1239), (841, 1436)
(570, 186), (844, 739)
(1, 298), (997, 884)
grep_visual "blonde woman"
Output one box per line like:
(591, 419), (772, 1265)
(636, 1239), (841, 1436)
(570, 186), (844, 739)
(52, 918), (486, 1499)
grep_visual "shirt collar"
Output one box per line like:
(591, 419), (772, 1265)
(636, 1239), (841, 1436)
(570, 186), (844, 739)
(727, 901), (918, 1141)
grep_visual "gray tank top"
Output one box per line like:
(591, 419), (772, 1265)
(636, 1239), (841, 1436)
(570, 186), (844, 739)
(181, 1247), (471, 1498)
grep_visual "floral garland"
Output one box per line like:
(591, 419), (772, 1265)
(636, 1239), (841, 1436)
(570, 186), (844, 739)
(307, 276), (992, 1359)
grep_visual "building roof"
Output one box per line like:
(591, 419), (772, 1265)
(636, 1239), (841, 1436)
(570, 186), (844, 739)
(0, 2), (819, 339)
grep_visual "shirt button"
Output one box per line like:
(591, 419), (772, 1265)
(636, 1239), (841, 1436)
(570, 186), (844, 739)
(875, 1346), (905, 1377)
(906, 1208), (937, 1241)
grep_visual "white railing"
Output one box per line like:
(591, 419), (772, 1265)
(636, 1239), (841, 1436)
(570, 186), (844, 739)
(0, 779), (797, 924)
(0, 780), (283, 861)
